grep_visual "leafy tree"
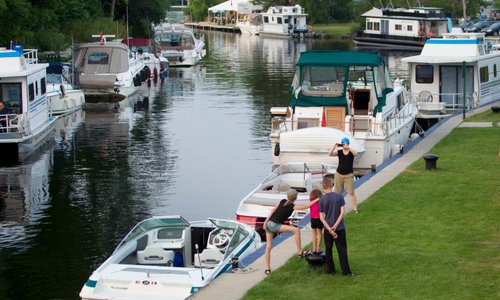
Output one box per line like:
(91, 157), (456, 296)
(187, 0), (221, 22)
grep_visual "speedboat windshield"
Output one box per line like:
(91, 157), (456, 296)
(261, 163), (335, 184)
(209, 218), (251, 257)
(115, 216), (190, 252)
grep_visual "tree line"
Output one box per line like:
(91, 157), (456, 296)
(0, 0), (490, 51)
(0, 0), (170, 51)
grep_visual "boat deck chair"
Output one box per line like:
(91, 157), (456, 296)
(194, 248), (224, 269)
(137, 244), (175, 266)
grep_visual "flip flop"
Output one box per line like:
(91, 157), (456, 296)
(265, 269), (271, 275)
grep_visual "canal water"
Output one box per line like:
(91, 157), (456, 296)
(0, 31), (415, 299)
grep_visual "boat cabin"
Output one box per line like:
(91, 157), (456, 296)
(260, 5), (308, 36)
(0, 47), (50, 142)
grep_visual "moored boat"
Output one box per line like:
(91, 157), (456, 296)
(259, 4), (308, 37)
(0, 46), (57, 160)
(151, 23), (206, 67)
(402, 32), (500, 128)
(46, 62), (85, 116)
(236, 163), (336, 236)
(79, 215), (261, 300)
(73, 38), (149, 103)
(121, 37), (169, 81)
(270, 50), (418, 174)
(352, 6), (452, 50)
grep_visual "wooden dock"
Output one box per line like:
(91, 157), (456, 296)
(185, 22), (240, 33)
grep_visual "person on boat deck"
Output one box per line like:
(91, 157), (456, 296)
(0, 100), (9, 129)
(263, 189), (318, 275)
(319, 176), (353, 276)
(309, 189), (324, 254)
(328, 137), (359, 213)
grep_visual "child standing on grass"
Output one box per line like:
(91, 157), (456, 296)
(309, 189), (323, 254)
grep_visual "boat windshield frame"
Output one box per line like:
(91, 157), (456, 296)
(114, 216), (190, 252)
(261, 163), (336, 185)
(209, 218), (251, 257)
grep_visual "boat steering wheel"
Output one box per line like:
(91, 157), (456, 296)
(212, 232), (230, 249)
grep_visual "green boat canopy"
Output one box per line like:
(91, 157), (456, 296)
(296, 50), (384, 67)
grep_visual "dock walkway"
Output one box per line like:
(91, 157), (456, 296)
(190, 101), (499, 300)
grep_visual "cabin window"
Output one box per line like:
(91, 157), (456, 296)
(494, 64), (497, 77)
(88, 52), (110, 65)
(277, 17), (282, 24)
(284, 18), (289, 23)
(367, 22), (373, 30)
(407, 25), (413, 31)
(41, 78), (46, 94)
(416, 65), (434, 83)
(264, 16), (269, 23)
(480, 66), (489, 83)
(0, 83), (23, 114)
(35, 81), (39, 96)
(374, 22), (380, 31)
(297, 118), (320, 129)
(395, 24), (402, 31)
(29, 83), (35, 101)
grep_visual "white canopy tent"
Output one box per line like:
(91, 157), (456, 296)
(208, 0), (262, 25)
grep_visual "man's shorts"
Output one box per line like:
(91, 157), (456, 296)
(334, 172), (355, 194)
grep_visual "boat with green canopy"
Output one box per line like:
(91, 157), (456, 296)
(270, 50), (418, 174)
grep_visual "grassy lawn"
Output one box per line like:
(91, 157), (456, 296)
(311, 23), (358, 38)
(243, 117), (500, 299)
(464, 109), (500, 123)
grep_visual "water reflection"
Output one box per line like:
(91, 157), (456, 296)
(0, 31), (418, 299)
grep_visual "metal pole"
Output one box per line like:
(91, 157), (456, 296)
(462, 61), (466, 119)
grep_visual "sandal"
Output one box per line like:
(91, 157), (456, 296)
(297, 250), (307, 258)
(265, 269), (271, 275)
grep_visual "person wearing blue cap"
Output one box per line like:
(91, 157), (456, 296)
(328, 137), (358, 213)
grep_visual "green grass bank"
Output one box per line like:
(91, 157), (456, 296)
(311, 23), (357, 39)
(243, 112), (500, 299)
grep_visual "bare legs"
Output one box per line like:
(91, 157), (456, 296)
(348, 192), (358, 212)
(264, 224), (303, 272)
(312, 228), (322, 252)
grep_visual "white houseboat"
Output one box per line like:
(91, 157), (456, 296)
(352, 6), (452, 50)
(151, 23), (206, 67)
(259, 5), (308, 37)
(270, 50), (418, 174)
(0, 46), (57, 160)
(402, 32), (500, 128)
(73, 39), (148, 103)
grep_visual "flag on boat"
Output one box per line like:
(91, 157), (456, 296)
(99, 32), (106, 45)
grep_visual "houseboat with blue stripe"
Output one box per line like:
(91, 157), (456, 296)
(352, 6), (452, 50)
(0, 46), (57, 160)
(402, 32), (500, 128)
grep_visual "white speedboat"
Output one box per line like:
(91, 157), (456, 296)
(352, 6), (452, 50)
(236, 163), (336, 235)
(122, 38), (169, 81)
(79, 215), (261, 300)
(259, 5), (308, 37)
(0, 46), (57, 160)
(46, 62), (85, 116)
(73, 41), (148, 103)
(270, 50), (418, 174)
(402, 32), (500, 128)
(151, 23), (206, 67)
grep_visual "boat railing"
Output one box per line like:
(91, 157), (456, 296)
(411, 91), (478, 111)
(22, 49), (38, 65)
(0, 114), (24, 135)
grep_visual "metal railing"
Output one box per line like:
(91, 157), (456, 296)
(0, 114), (23, 134)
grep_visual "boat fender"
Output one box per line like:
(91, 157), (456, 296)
(134, 75), (141, 87)
(274, 142), (280, 156)
(179, 56), (184, 63)
(60, 84), (66, 97)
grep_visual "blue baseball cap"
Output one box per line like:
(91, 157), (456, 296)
(341, 137), (350, 144)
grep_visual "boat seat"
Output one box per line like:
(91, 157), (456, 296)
(137, 245), (175, 265)
(194, 248), (224, 269)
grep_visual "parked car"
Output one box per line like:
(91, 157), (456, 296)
(464, 20), (496, 32)
(481, 21), (500, 36)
